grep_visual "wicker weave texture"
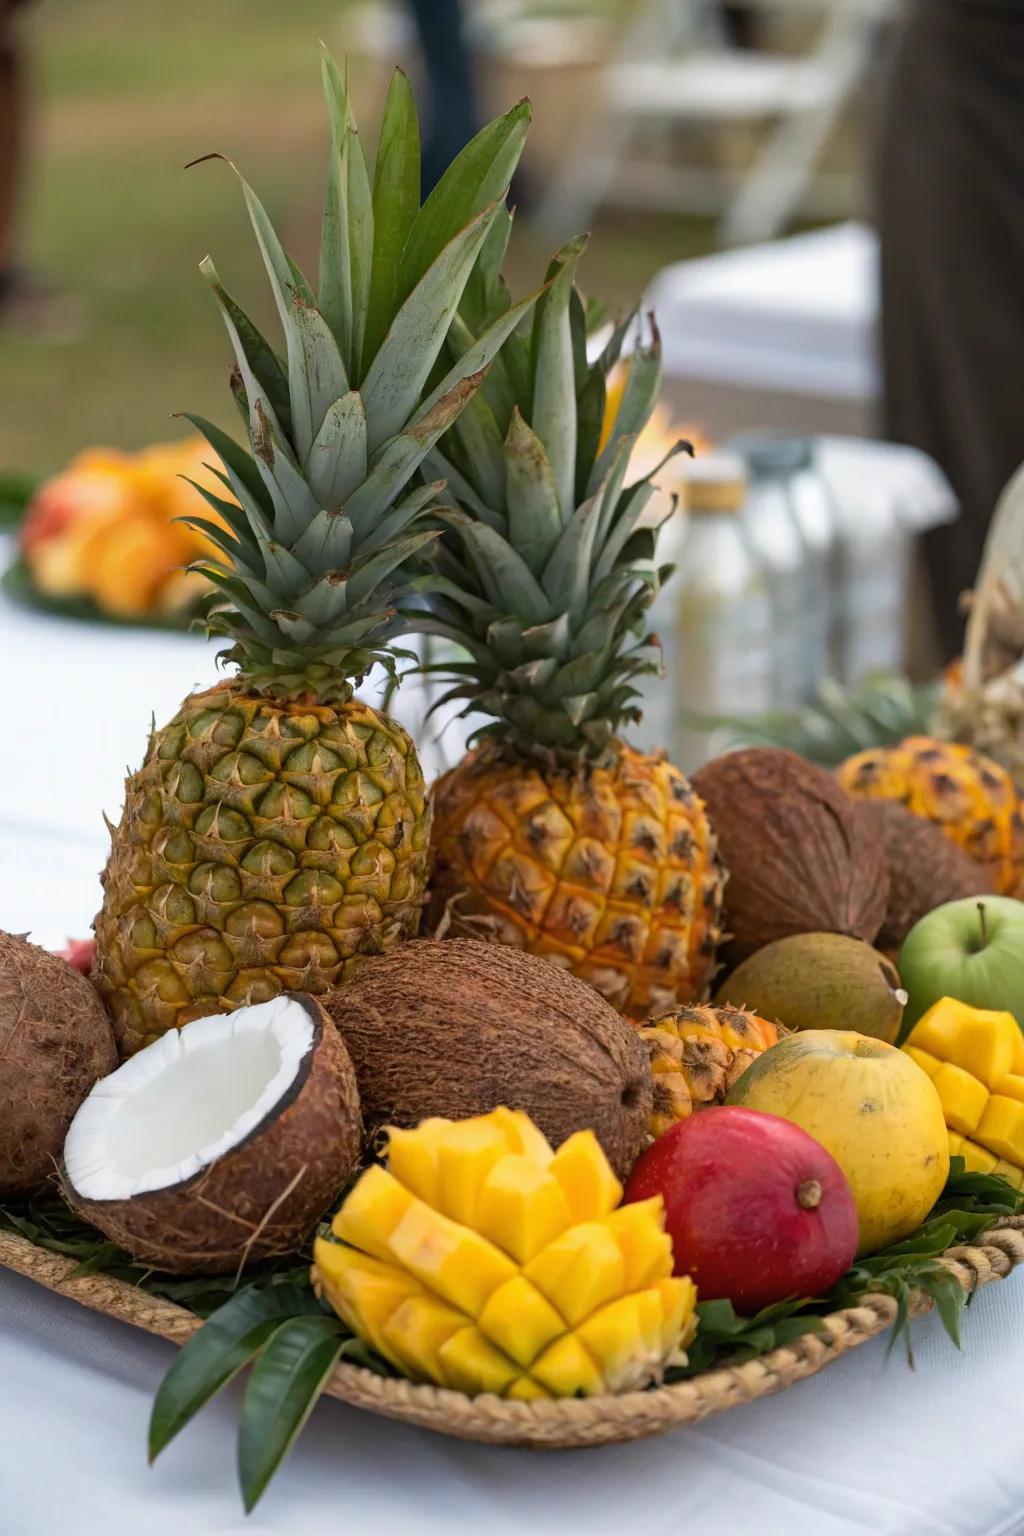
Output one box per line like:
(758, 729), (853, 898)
(3, 1222), (1024, 1449)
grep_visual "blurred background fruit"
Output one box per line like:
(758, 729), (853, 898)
(16, 434), (229, 620)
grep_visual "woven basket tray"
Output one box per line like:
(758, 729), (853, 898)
(4, 1222), (1024, 1449)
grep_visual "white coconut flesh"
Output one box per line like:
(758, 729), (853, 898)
(64, 997), (314, 1201)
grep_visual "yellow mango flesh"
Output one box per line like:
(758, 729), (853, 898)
(474, 1156), (574, 1263)
(904, 998), (1024, 1187)
(549, 1130), (623, 1222)
(312, 1107), (696, 1401)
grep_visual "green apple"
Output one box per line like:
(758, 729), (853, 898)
(898, 895), (1024, 1039)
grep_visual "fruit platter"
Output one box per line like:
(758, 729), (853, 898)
(5, 53), (1024, 1518)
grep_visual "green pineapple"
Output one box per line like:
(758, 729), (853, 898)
(92, 59), (539, 1055)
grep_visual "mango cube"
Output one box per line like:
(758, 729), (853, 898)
(387, 1201), (517, 1313)
(474, 1155), (573, 1263)
(931, 1062), (989, 1134)
(976, 1096), (1024, 1165)
(957, 1138), (998, 1176)
(549, 1130), (623, 1222)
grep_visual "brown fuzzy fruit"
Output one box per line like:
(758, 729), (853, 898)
(325, 938), (652, 1180)
(0, 930), (117, 1198)
(691, 748), (889, 966)
(858, 799), (993, 955)
(62, 994), (361, 1274)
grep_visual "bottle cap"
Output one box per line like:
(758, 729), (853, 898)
(681, 453), (747, 513)
(730, 434), (814, 478)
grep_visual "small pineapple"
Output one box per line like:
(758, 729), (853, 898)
(313, 1107), (697, 1399)
(838, 735), (1024, 898)
(92, 62), (538, 1053)
(422, 233), (725, 1019)
(639, 1004), (780, 1138)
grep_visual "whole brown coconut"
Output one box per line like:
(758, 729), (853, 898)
(858, 799), (993, 955)
(326, 939), (652, 1180)
(62, 995), (361, 1275)
(691, 749), (889, 966)
(0, 930), (117, 1198)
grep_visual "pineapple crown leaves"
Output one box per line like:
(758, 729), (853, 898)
(412, 226), (685, 759)
(179, 56), (544, 706)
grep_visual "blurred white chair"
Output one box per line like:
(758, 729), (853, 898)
(535, 0), (896, 247)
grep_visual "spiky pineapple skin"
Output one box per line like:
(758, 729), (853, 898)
(313, 1109), (697, 1399)
(838, 735), (1024, 898)
(93, 683), (429, 1055)
(638, 1003), (779, 1139)
(429, 739), (725, 1021)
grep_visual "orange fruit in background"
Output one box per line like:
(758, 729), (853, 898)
(19, 437), (232, 616)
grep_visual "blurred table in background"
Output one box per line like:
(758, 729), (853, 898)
(647, 222), (878, 437)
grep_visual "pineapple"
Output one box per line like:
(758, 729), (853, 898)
(313, 1107), (697, 1398)
(92, 62), (541, 1054)
(838, 736), (1024, 898)
(421, 232), (725, 1020)
(639, 1004), (780, 1139)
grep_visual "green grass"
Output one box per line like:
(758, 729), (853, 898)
(1, 0), (712, 473)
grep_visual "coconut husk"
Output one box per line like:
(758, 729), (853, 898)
(63, 995), (362, 1275)
(691, 749), (889, 967)
(858, 800), (994, 955)
(0, 930), (118, 1199)
(325, 939), (652, 1180)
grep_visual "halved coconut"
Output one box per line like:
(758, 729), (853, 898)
(62, 994), (361, 1275)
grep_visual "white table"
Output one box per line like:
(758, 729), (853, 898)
(3, 572), (1024, 1536)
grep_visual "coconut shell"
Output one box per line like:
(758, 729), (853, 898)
(858, 799), (993, 955)
(325, 939), (653, 1180)
(63, 995), (361, 1275)
(0, 930), (118, 1199)
(691, 749), (889, 966)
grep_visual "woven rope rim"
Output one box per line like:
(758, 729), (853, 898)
(4, 1221), (1024, 1448)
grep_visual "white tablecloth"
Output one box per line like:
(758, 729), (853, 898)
(3, 573), (1024, 1536)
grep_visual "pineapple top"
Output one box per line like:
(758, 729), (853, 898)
(183, 58), (538, 707)
(416, 228), (682, 763)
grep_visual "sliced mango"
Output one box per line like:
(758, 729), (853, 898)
(975, 1095), (1024, 1164)
(437, 1325), (521, 1396)
(606, 1199), (674, 1291)
(549, 1129), (622, 1222)
(909, 999), (1020, 1087)
(524, 1222), (626, 1326)
(383, 1292), (469, 1381)
(931, 1061), (989, 1135)
(385, 1120), (449, 1207)
(576, 1290), (664, 1392)
(315, 1108), (695, 1402)
(474, 1155), (574, 1263)
(331, 1166), (414, 1259)
(488, 1107), (554, 1166)
(477, 1275), (566, 1367)
(957, 1137), (998, 1176)
(387, 1200), (517, 1313)
(435, 1118), (514, 1227)
(531, 1332), (605, 1397)
(904, 1046), (939, 1079)
(992, 1159), (1024, 1191)
(992, 1072), (1024, 1105)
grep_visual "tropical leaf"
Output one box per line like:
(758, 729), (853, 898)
(149, 1282), (326, 1462)
(238, 1315), (347, 1512)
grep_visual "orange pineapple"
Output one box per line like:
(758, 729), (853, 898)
(838, 735), (1024, 896)
(423, 234), (725, 1019)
